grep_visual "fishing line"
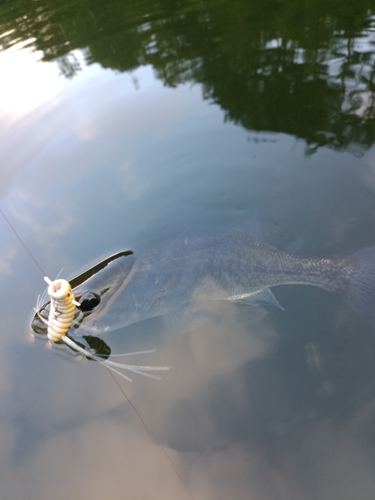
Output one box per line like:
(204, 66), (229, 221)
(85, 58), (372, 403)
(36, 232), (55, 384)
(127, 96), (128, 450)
(0, 208), (46, 276)
(107, 368), (195, 500)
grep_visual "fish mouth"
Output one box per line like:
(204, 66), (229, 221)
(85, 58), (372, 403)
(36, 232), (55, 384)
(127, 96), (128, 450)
(31, 250), (136, 337)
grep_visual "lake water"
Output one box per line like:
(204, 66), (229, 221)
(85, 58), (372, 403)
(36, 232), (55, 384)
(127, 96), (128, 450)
(1, 0), (375, 498)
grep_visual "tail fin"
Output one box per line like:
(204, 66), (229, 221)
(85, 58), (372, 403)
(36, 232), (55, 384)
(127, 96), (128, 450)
(339, 245), (375, 329)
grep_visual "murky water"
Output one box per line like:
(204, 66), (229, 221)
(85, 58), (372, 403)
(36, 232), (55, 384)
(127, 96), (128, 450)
(1, 0), (375, 498)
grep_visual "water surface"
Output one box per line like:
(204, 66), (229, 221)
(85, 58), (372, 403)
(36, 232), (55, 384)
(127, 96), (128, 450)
(1, 0), (375, 499)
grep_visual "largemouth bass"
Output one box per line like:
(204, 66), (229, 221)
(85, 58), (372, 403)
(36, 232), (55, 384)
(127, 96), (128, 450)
(32, 214), (375, 336)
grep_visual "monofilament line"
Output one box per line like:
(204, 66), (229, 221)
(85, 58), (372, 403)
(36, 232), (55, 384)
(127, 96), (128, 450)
(0, 208), (46, 276)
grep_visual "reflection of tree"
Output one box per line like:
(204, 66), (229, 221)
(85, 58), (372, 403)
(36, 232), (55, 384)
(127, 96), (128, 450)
(57, 53), (81, 78)
(0, 0), (375, 153)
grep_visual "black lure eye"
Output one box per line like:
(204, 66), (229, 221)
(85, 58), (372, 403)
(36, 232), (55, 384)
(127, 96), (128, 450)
(79, 291), (101, 312)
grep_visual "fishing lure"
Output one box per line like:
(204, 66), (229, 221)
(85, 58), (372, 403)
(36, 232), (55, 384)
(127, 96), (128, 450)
(35, 275), (170, 382)
(43, 276), (80, 342)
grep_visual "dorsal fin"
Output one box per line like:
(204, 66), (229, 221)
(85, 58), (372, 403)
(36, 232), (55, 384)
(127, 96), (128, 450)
(224, 210), (265, 241)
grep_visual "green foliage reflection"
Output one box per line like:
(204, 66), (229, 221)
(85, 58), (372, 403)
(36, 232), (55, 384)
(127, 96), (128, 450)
(1, 0), (375, 153)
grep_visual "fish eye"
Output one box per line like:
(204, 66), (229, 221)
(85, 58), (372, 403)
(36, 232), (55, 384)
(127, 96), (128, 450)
(79, 291), (101, 312)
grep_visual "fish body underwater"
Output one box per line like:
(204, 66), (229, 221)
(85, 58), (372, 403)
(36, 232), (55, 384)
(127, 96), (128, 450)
(32, 214), (375, 336)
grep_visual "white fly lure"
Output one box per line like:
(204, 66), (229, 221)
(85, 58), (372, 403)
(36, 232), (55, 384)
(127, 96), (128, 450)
(43, 277), (79, 342)
(36, 275), (170, 382)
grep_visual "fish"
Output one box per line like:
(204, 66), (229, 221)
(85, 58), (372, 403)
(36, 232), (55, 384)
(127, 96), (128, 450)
(31, 212), (375, 337)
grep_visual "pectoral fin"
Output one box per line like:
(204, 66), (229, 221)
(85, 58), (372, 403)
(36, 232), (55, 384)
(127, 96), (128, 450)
(230, 288), (284, 310)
